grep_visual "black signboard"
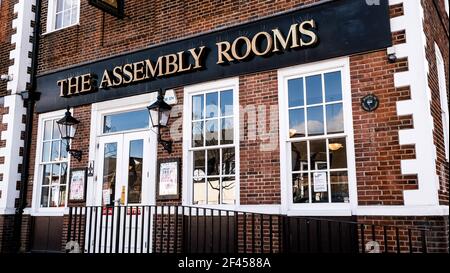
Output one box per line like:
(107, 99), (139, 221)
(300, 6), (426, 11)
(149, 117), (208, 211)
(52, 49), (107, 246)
(89, 0), (124, 18)
(36, 0), (392, 113)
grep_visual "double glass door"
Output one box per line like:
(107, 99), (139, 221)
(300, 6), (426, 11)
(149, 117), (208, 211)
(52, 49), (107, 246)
(98, 131), (152, 206)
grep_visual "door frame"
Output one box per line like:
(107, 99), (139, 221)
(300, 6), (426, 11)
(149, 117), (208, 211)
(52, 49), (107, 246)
(88, 94), (158, 206)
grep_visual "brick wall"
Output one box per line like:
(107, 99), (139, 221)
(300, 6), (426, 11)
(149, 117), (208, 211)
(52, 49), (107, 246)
(358, 215), (449, 253)
(0, 0), (16, 97)
(239, 71), (280, 205)
(0, 214), (15, 253)
(422, 0), (450, 206)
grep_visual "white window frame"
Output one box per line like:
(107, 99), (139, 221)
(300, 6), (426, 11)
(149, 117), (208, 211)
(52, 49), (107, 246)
(445, 0), (449, 16)
(278, 57), (358, 216)
(45, 0), (80, 34)
(435, 44), (449, 162)
(182, 77), (240, 209)
(30, 109), (71, 216)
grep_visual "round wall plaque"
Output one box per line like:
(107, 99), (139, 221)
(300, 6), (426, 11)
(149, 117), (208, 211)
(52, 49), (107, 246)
(361, 94), (379, 112)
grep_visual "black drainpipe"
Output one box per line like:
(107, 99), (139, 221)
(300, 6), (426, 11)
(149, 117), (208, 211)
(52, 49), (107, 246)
(12, 0), (41, 253)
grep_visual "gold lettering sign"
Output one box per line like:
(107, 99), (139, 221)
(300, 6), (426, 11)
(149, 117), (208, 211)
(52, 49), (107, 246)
(58, 21), (317, 97)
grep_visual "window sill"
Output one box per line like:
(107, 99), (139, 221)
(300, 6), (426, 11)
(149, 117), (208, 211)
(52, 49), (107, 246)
(42, 23), (80, 37)
(286, 203), (352, 216)
(24, 207), (69, 216)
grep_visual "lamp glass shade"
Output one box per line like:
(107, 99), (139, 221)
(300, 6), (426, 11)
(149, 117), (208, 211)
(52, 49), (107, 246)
(159, 108), (171, 127)
(149, 108), (159, 128)
(56, 109), (80, 140)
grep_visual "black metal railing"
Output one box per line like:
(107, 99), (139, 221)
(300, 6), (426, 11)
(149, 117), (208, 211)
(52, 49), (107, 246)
(66, 205), (430, 254)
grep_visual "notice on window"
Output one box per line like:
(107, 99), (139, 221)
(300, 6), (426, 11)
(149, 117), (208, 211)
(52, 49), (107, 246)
(158, 161), (179, 198)
(313, 172), (328, 192)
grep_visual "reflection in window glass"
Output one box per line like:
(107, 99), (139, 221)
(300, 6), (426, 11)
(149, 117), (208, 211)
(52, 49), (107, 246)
(53, 0), (79, 30)
(292, 173), (309, 203)
(205, 120), (219, 146)
(288, 78), (304, 107)
(206, 92), (218, 118)
(192, 121), (204, 147)
(306, 75), (322, 105)
(222, 177), (235, 204)
(287, 70), (348, 204)
(326, 103), (344, 134)
(289, 109), (305, 138)
(220, 90), (233, 116)
(192, 95), (204, 120)
(103, 109), (149, 133)
(307, 106), (324, 136)
(128, 140), (143, 204)
(102, 142), (117, 206)
(221, 118), (234, 144)
(207, 178), (220, 204)
(324, 71), (342, 102)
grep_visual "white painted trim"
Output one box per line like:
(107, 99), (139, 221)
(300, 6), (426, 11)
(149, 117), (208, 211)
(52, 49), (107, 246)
(277, 57), (357, 216)
(435, 44), (449, 162)
(31, 109), (70, 215)
(89, 94), (158, 206)
(355, 205), (449, 216)
(389, 0), (439, 205)
(24, 207), (69, 216)
(182, 77), (240, 208)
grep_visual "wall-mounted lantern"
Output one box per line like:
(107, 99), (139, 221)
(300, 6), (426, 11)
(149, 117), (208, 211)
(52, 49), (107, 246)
(57, 106), (82, 161)
(147, 89), (173, 154)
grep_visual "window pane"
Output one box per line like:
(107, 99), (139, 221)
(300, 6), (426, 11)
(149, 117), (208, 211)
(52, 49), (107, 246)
(221, 117), (234, 144)
(222, 148), (235, 175)
(326, 103), (344, 134)
(306, 75), (322, 105)
(291, 142), (308, 171)
(40, 186), (49, 207)
(55, 13), (63, 29)
(222, 177), (236, 204)
(192, 94), (204, 120)
(56, 0), (64, 12)
(289, 108), (305, 138)
(51, 163), (60, 184)
(49, 186), (59, 207)
(207, 149), (220, 175)
(312, 172), (328, 203)
(52, 120), (61, 139)
(310, 139), (327, 170)
(63, 10), (71, 28)
(60, 141), (68, 159)
(192, 121), (204, 147)
(307, 106), (324, 136)
(128, 140), (143, 204)
(193, 178), (206, 205)
(207, 178), (220, 204)
(292, 173), (309, 203)
(288, 78), (304, 107)
(44, 120), (52, 140)
(42, 164), (51, 185)
(42, 142), (51, 162)
(205, 119), (218, 146)
(51, 140), (60, 161)
(324, 71), (342, 102)
(330, 171), (349, 203)
(60, 163), (67, 185)
(329, 138), (347, 169)
(193, 151), (205, 180)
(64, 0), (72, 10)
(59, 186), (66, 207)
(70, 7), (78, 25)
(206, 92), (218, 118)
(220, 90), (233, 116)
(102, 143), (117, 206)
(103, 109), (149, 133)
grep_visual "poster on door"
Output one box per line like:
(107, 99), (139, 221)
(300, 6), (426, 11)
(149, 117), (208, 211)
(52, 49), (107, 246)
(157, 159), (180, 200)
(313, 172), (328, 193)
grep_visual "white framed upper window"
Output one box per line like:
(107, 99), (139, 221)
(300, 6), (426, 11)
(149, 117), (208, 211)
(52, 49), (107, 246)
(183, 78), (240, 207)
(435, 44), (449, 161)
(444, 0), (449, 16)
(278, 57), (357, 214)
(31, 109), (71, 215)
(46, 0), (80, 33)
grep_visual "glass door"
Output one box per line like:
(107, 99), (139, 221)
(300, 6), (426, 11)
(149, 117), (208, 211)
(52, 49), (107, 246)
(88, 131), (154, 253)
